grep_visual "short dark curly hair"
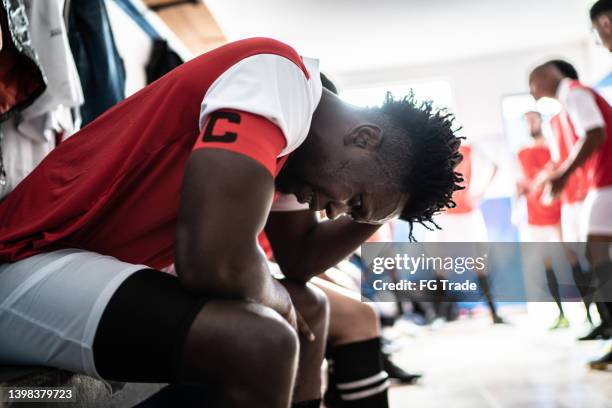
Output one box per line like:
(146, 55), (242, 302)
(546, 59), (579, 80)
(590, 0), (612, 21)
(368, 92), (464, 241)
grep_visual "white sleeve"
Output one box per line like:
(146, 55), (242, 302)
(565, 89), (606, 138)
(542, 120), (560, 162)
(199, 54), (322, 155)
(468, 145), (496, 194)
(270, 193), (310, 212)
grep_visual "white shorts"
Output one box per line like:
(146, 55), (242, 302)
(561, 202), (583, 242)
(425, 210), (488, 242)
(0, 249), (145, 379)
(520, 224), (561, 242)
(581, 186), (612, 238)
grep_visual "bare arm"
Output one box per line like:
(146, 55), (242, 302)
(546, 128), (605, 196)
(265, 210), (379, 282)
(175, 149), (293, 318)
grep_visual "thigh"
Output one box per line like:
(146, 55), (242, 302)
(561, 202), (582, 242)
(92, 269), (210, 383)
(313, 278), (378, 344)
(0, 249), (147, 378)
(583, 188), (612, 239)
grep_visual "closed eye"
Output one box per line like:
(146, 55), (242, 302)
(349, 195), (365, 218)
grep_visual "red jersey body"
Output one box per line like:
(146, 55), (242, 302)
(517, 145), (561, 226)
(0, 38), (321, 268)
(558, 80), (612, 190)
(549, 113), (588, 204)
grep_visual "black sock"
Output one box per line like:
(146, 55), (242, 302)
(545, 267), (564, 316)
(592, 261), (612, 326)
(595, 302), (610, 325)
(292, 399), (321, 408)
(477, 275), (498, 317)
(327, 338), (389, 408)
(571, 264), (592, 320)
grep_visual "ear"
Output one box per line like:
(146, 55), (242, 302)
(344, 124), (383, 151)
(598, 15), (612, 33)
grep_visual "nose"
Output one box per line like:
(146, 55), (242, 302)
(326, 201), (350, 219)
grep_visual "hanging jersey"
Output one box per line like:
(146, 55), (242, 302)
(517, 145), (561, 226)
(0, 38), (322, 268)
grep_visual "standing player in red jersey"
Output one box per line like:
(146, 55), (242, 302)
(0, 38), (464, 407)
(425, 143), (504, 324)
(550, 106), (599, 334)
(518, 111), (593, 329)
(530, 59), (612, 369)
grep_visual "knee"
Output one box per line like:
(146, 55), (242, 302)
(284, 281), (330, 332)
(332, 299), (379, 343)
(184, 301), (299, 378)
(242, 304), (301, 369)
(302, 284), (330, 329)
(225, 304), (300, 406)
(358, 302), (380, 331)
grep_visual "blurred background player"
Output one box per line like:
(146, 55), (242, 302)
(530, 57), (612, 369)
(517, 110), (594, 329)
(591, 0), (612, 52)
(425, 143), (504, 324)
(517, 111), (565, 329)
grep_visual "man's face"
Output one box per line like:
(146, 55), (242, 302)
(524, 112), (542, 137)
(593, 15), (612, 52)
(529, 74), (547, 101)
(277, 146), (409, 224)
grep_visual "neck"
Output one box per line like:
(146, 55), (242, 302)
(532, 134), (546, 145)
(308, 90), (362, 145)
(550, 77), (564, 98)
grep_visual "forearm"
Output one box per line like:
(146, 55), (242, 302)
(283, 217), (379, 281)
(177, 252), (291, 316)
(558, 129), (605, 177)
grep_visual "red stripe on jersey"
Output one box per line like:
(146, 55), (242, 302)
(194, 109), (286, 176)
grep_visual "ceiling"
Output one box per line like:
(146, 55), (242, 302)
(203, 0), (594, 75)
(143, 0), (226, 54)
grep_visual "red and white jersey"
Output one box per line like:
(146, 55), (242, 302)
(0, 38), (322, 268)
(517, 145), (561, 226)
(549, 113), (588, 204)
(555, 79), (612, 190)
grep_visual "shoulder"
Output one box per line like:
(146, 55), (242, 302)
(216, 37), (310, 77)
(518, 147), (531, 160)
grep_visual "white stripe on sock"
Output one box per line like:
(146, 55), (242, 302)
(336, 371), (389, 390)
(340, 380), (390, 401)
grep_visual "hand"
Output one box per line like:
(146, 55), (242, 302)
(546, 169), (569, 198)
(284, 305), (316, 342)
(516, 181), (529, 197)
(267, 279), (316, 342)
(531, 168), (552, 193)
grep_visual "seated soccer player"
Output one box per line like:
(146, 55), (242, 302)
(0, 38), (463, 407)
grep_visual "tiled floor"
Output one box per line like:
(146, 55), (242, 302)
(387, 308), (612, 408)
